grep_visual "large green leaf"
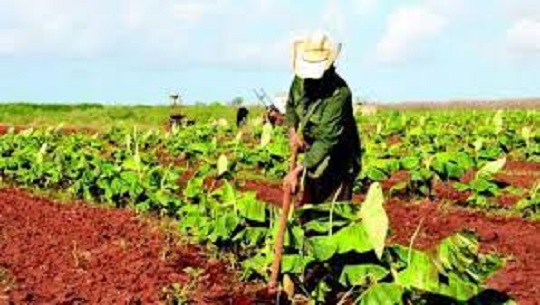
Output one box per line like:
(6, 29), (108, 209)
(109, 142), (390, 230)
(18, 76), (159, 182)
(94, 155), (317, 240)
(308, 235), (337, 261)
(210, 212), (239, 242)
(289, 225), (305, 249)
(304, 219), (348, 233)
(437, 231), (504, 284)
(260, 122), (273, 148)
(437, 231), (479, 275)
(213, 180), (237, 205)
(396, 250), (440, 293)
(469, 178), (493, 193)
(438, 272), (481, 301)
(282, 254), (313, 274)
(401, 156), (420, 170)
(184, 177), (204, 199)
(358, 283), (403, 305)
(217, 154), (229, 176)
(233, 227), (267, 246)
(237, 192), (266, 223)
(359, 182), (387, 259)
(298, 202), (358, 220)
(365, 166), (388, 181)
(476, 156), (506, 179)
(242, 254), (268, 278)
(432, 152), (474, 179)
(334, 223), (373, 255)
(339, 264), (389, 287)
(492, 110), (504, 133)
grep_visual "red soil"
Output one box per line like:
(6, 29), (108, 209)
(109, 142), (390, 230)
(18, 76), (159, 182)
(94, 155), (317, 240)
(432, 180), (471, 203)
(381, 170), (411, 191)
(0, 189), (264, 305)
(243, 182), (540, 305)
(493, 161), (539, 189)
(387, 134), (401, 146)
(0, 125), (25, 135)
(242, 180), (284, 206)
(505, 161), (540, 172)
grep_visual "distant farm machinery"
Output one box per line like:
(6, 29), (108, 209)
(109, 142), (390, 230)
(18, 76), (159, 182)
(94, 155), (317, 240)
(167, 94), (194, 129)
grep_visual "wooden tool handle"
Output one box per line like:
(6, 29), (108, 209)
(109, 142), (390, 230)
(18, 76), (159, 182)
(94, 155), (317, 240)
(269, 145), (298, 291)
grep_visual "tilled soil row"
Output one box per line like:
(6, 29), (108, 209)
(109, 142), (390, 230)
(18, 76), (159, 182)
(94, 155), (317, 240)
(0, 189), (261, 305)
(245, 181), (540, 305)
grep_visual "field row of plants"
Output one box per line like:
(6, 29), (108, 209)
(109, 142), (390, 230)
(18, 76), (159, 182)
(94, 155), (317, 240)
(1, 109), (536, 303)
(1, 110), (537, 216)
(0, 129), (509, 304)
(162, 110), (539, 212)
(0, 110), (537, 225)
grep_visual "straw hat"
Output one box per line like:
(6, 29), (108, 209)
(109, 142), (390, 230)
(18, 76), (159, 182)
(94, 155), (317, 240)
(292, 31), (342, 79)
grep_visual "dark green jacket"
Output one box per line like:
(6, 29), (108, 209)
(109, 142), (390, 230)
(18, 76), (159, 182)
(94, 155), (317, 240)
(286, 69), (361, 178)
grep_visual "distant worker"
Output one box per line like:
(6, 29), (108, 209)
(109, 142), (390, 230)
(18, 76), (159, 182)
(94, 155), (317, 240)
(267, 95), (286, 126)
(265, 106), (285, 126)
(236, 106), (249, 127)
(283, 31), (361, 204)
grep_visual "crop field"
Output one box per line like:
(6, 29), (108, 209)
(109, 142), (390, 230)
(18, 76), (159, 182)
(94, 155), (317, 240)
(0, 104), (539, 304)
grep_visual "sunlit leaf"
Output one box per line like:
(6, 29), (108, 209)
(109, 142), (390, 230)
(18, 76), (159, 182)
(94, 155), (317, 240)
(396, 249), (439, 293)
(308, 236), (337, 261)
(237, 192), (266, 222)
(260, 122), (273, 148)
(358, 283), (403, 305)
(359, 182), (387, 259)
(217, 154), (228, 176)
(334, 223), (373, 254)
(339, 264), (389, 287)
(476, 156), (506, 179)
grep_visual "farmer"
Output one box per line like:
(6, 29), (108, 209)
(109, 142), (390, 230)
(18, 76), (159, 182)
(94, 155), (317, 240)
(284, 32), (361, 204)
(236, 106), (249, 127)
(265, 105), (285, 126)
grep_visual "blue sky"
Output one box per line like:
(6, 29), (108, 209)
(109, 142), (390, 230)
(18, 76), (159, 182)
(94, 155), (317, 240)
(0, 0), (539, 105)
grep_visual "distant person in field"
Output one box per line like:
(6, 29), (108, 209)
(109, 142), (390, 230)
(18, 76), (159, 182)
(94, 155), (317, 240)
(284, 32), (361, 204)
(266, 96), (286, 126)
(236, 106), (249, 127)
(265, 106), (285, 126)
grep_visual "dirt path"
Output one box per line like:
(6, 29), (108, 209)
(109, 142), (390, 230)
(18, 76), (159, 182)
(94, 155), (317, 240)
(244, 181), (540, 305)
(0, 189), (261, 305)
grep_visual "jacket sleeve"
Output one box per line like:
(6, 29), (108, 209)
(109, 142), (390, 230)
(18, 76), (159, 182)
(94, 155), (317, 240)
(285, 77), (301, 129)
(302, 87), (350, 170)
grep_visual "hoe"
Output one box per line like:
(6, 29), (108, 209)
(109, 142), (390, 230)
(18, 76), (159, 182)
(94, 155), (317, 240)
(269, 144), (299, 295)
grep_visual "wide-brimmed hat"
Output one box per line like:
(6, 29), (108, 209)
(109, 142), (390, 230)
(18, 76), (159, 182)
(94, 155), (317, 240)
(292, 32), (342, 79)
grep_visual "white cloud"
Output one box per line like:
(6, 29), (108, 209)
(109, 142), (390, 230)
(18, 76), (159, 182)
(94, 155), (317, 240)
(352, 0), (379, 16)
(0, 0), (105, 56)
(499, 0), (540, 21)
(171, 2), (219, 23)
(219, 0), (354, 70)
(491, 1), (540, 61)
(0, 29), (27, 55)
(0, 0), (223, 58)
(376, 5), (447, 63)
(223, 39), (289, 68)
(321, 0), (347, 41)
(425, 0), (466, 17)
(506, 18), (540, 58)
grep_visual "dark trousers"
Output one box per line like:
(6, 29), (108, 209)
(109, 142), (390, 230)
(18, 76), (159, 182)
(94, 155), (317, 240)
(300, 171), (355, 205)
